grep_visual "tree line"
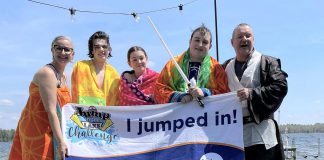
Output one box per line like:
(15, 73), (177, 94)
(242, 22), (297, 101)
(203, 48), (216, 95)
(0, 129), (15, 142)
(279, 123), (324, 133)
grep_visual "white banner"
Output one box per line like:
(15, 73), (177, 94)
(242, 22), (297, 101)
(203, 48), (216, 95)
(62, 92), (244, 160)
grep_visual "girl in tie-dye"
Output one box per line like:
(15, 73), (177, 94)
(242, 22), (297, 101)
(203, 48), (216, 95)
(118, 46), (159, 106)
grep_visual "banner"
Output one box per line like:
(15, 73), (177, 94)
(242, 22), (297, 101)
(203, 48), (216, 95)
(62, 92), (244, 160)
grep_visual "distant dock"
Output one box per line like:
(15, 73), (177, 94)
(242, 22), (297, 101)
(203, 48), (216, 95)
(284, 146), (297, 160)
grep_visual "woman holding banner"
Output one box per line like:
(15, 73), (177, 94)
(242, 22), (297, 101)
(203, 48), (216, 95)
(154, 24), (229, 104)
(118, 46), (159, 105)
(9, 36), (74, 159)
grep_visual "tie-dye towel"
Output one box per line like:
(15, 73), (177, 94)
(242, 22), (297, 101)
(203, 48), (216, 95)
(71, 60), (120, 106)
(154, 50), (229, 104)
(118, 68), (159, 106)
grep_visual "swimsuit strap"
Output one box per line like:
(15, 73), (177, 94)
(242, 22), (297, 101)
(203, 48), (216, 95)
(46, 63), (62, 88)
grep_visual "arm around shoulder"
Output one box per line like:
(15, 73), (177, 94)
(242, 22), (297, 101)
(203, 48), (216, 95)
(154, 61), (179, 104)
(71, 61), (80, 103)
(206, 59), (230, 95)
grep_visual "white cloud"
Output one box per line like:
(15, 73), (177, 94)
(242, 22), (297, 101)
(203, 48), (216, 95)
(281, 112), (324, 125)
(307, 36), (324, 45)
(313, 100), (321, 104)
(0, 40), (19, 55)
(11, 116), (20, 121)
(0, 90), (28, 96)
(0, 99), (14, 106)
(0, 112), (20, 129)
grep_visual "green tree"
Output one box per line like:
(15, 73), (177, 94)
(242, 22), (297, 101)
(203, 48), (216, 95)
(0, 129), (16, 142)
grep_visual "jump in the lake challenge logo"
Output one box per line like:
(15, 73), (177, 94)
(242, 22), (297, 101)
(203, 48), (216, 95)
(66, 106), (119, 145)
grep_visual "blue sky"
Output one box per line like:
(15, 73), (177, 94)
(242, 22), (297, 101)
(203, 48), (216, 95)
(1, 0), (323, 129)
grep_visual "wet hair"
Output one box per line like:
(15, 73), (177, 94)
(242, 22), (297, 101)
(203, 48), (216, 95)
(51, 35), (73, 49)
(127, 46), (147, 62)
(190, 24), (212, 43)
(232, 23), (252, 39)
(88, 31), (110, 58)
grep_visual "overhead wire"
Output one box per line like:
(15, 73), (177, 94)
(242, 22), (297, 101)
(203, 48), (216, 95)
(27, 0), (200, 17)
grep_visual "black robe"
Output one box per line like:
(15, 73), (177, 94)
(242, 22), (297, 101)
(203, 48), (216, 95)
(224, 55), (288, 160)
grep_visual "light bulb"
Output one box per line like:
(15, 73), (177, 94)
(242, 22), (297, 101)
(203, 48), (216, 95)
(69, 8), (76, 22)
(178, 4), (183, 13)
(131, 12), (140, 22)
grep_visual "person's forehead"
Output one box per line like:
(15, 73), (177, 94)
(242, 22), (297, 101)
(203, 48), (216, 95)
(192, 31), (211, 40)
(130, 51), (145, 57)
(93, 38), (107, 44)
(54, 39), (72, 46)
(235, 26), (253, 34)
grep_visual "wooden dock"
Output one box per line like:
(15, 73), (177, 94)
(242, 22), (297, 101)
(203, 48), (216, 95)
(284, 147), (297, 160)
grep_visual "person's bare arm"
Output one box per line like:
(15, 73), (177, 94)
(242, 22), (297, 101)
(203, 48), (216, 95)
(34, 67), (67, 158)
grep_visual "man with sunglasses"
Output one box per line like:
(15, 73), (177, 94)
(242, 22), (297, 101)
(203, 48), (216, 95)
(72, 31), (120, 106)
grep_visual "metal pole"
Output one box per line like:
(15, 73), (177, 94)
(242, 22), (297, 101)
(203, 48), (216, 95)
(319, 138), (321, 156)
(214, 0), (219, 61)
(278, 109), (280, 125)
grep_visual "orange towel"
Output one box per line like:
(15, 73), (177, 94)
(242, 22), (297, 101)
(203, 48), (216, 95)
(9, 83), (70, 160)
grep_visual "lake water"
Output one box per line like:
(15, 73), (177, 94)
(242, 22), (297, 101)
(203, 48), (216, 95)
(283, 133), (323, 160)
(0, 142), (11, 160)
(1, 133), (323, 160)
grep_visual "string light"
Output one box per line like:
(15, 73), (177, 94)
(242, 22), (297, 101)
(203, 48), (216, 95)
(69, 8), (76, 22)
(178, 4), (183, 12)
(27, 0), (199, 20)
(131, 12), (140, 22)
